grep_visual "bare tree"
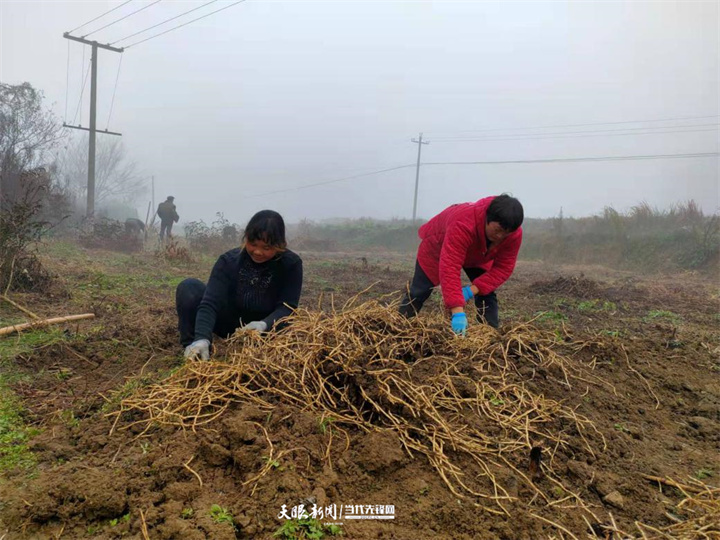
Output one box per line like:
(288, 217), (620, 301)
(0, 82), (63, 208)
(59, 135), (148, 206)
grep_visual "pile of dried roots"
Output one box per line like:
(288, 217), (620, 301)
(113, 296), (611, 515)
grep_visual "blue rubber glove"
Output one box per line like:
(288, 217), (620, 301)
(462, 286), (474, 303)
(451, 312), (468, 336)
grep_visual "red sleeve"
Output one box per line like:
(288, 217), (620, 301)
(472, 229), (522, 295)
(438, 220), (475, 309)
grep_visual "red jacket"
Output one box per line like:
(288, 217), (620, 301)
(417, 196), (522, 309)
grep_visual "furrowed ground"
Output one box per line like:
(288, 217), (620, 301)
(0, 241), (718, 539)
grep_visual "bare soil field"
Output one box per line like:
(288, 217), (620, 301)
(0, 243), (718, 539)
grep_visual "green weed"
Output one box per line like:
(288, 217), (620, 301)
(0, 383), (37, 472)
(485, 393), (504, 407)
(644, 310), (682, 324)
(695, 468), (714, 480)
(577, 299), (617, 312)
(262, 456), (281, 469)
(181, 508), (194, 519)
(534, 310), (568, 323)
(59, 410), (80, 428)
(209, 504), (236, 530)
(274, 517), (342, 539)
(613, 423), (630, 434)
(319, 416), (335, 435)
(108, 513), (130, 527)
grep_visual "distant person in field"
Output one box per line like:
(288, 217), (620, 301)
(176, 210), (303, 360)
(399, 194), (524, 335)
(157, 196), (179, 242)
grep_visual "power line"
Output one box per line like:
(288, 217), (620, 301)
(245, 164), (415, 198)
(68, 0), (134, 34)
(64, 40), (70, 122)
(247, 152), (718, 198)
(124, 0), (247, 48)
(83, 0), (163, 39)
(422, 152), (719, 167)
(70, 59), (92, 126)
(430, 125), (719, 143)
(106, 54), (124, 130)
(80, 44), (85, 123)
(110, 0), (220, 45)
(426, 115), (720, 137)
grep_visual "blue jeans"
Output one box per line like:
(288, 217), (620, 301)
(399, 260), (499, 328)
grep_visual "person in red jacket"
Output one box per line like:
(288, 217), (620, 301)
(399, 194), (524, 335)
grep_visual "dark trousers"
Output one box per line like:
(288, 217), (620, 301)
(176, 278), (238, 346)
(160, 220), (173, 241)
(399, 260), (499, 328)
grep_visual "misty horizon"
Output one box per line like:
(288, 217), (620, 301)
(1, 1), (717, 226)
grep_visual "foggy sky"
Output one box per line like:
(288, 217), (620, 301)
(1, 1), (718, 226)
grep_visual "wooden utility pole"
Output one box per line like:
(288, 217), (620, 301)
(62, 33), (124, 217)
(411, 132), (430, 224)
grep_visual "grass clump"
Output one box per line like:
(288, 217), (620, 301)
(643, 310), (682, 324)
(209, 504), (236, 530)
(0, 383), (38, 472)
(274, 517), (342, 539)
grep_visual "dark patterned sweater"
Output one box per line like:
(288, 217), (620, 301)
(195, 248), (303, 341)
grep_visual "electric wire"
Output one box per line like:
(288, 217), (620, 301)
(64, 40), (70, 122)
(79, 46), (86, 125)
(70, 59), (92, 127)
(110, 0), (220, 45)
(245, 153), (718, 198)
(430, 125), (720, 143)
(422, 152), (719, 167)
(123, 0), (247, 48)
(106, 54), (124, 130)
(245, 164), (415, 198)
(68, 0), (134, 34)
(425, 115), (720, 137)
(82, 0), (163, 39)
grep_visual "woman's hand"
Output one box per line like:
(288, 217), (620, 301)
(184, 339), (210, 360)
(451, 312), (467, 336)
(239, 321), (268, 333)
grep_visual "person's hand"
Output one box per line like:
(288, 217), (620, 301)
(462, 285), (474, 303)
(451, 312), (467, 336)
(239, 321), (268, 333)
(184, 339), (210, 360)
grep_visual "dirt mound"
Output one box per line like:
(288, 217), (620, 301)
(531, 274), (602, 298)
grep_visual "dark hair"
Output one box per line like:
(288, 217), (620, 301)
(243, 210), (287, 249)
(486, 194), (524, 231)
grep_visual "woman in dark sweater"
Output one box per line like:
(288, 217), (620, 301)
(176, 210), (303, 360)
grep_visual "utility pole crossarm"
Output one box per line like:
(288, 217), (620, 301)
(63, 123), (122, 137)
(63, 32), (124, 53)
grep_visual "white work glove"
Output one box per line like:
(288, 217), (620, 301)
(239, 321), (268, 333)
(184, 339), (210, 360)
